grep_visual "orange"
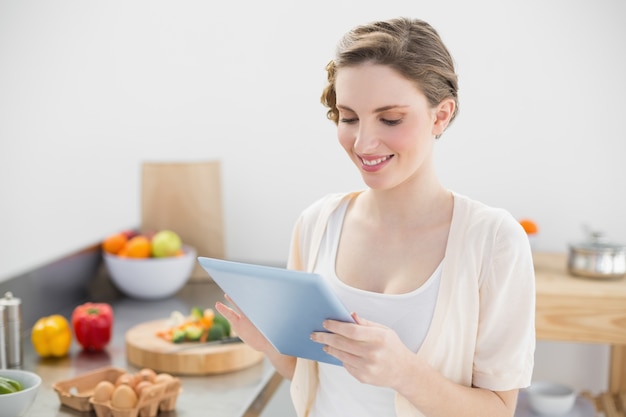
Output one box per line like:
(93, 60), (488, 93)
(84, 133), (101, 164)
(124, 236), (152, 258)
(102, 233), (128, 255)
(519, 219), (539, 235)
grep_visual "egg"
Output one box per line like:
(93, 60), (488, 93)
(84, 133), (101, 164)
(154, 373), (174, 385)
(137, 368), (157, 383)
(115, 373), (136, 388)
(111, 384), (138, 409)
(93, 381), (115, 403)
(134, 380), (153, 397)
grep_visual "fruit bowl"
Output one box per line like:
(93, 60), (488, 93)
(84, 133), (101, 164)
(526, 381), (576, 415)
(104, 245), (197, 300)
(0, 369), (42, 417)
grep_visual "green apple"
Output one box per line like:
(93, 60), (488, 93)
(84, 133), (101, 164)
(151, 230), (182, 257)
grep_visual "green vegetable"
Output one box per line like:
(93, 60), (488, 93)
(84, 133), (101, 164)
(190, 306), (203, 321)
(213, 314), (231, 337)
(0, 376), (23, 392)
(207, 323), (225, 341)
(172, 328), (186, 343)
(184, 324), (203, 341)
(0, 376), (22, 395)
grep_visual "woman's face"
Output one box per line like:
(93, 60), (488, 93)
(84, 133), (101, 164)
(334, 63), (449, 191)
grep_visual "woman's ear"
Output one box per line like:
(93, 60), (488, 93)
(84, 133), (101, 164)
(432, 98), (455, 137)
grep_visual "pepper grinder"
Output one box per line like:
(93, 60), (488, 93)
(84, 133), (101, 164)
(0, 292), (22, 368)
(0, 306), (6, 369)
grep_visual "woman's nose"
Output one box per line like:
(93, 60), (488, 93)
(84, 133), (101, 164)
(354, 124), (379, 152)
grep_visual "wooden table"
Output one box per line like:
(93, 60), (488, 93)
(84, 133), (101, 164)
(534, 252), (626, 393)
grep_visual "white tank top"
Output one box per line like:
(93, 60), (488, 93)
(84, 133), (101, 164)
(309, 200), (442, 417)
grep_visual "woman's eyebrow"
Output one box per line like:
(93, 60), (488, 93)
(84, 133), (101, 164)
(337, 104), (409, 113)
(374, 104), (409, 112)
(336, 104), (354, 112)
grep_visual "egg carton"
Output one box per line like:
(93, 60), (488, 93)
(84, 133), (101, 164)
(53, 366), (127, 412)
(53, 365), (181, 417)
(90, 377), (181, 417)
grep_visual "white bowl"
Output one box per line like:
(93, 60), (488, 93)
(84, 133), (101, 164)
(527, 381), (576, 415)
(104, 245), (197, 300)
(0, 369), (42, 417)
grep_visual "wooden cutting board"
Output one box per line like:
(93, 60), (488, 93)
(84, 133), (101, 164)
(125, 319), (264, 375)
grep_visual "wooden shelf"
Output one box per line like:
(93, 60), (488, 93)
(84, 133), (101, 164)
(534, 252), (626, 393)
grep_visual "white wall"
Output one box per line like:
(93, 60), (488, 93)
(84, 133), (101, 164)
(1, 0), (624, 394)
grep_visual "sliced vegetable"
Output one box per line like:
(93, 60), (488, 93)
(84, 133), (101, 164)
(156, 307), (230, 344)
(199, 308), (215, 330)
(207, 324), (225, 341)
(0, 376), (23, 394)
(172, 329), (186, 343)
(185, 325), (203, 341)
(167, 311), (186, 327)
(190, 307), (203, 321)
(0, 380), (16, 395)
(213, 314), (231, 336)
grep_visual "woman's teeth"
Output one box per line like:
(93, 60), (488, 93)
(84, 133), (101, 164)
(362, 156), (390, 166)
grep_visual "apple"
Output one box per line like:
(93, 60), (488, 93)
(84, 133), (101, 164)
(151, 230), (182, 257)
(120, 229), (139, 240)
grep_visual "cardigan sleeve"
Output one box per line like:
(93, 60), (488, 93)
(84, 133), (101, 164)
(472, 211), (536, 390)
(287, 214), (305, 272)
(287, 192), (358, 273)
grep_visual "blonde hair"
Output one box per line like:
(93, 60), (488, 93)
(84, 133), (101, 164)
(321, 17), (459, 133)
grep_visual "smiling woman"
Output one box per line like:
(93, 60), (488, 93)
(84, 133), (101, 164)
(0, 4), (625, 408)
(216, 17), (535, 417)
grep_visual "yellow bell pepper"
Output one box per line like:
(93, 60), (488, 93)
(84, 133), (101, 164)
(31, 314), (72, 357)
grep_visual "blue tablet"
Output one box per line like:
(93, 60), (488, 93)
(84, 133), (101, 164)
(197, 257), (355, 366)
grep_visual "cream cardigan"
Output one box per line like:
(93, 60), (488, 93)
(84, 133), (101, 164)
(287, 191), (536, 417)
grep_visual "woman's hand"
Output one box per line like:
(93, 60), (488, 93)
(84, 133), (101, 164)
(216, 294), (297, 379)
(310, 312), (415, 390)
(215, 294), (275, 354)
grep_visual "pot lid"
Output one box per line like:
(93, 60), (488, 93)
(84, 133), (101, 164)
(570, 231), (626, 253)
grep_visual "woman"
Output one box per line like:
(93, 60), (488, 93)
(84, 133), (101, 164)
(217, 17), (535, 417)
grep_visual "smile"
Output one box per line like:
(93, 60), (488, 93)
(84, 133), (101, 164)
(361, 155), (392, 166)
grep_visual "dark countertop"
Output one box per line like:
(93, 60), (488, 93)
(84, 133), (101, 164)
(4, 247), (282, 417)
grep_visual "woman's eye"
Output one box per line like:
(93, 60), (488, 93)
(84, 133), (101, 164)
(381, 118), (401, 126)
(339, 117), (358, 124)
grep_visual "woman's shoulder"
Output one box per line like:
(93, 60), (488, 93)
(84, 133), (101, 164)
(299, 191), (361, 222)
(451, 191), (526, 238)
(453, 191), (516, 221)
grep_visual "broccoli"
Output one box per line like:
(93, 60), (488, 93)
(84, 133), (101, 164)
(172, 328), (186, 343)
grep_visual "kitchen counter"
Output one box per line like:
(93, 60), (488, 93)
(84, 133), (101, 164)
(14, 248), (626, 415)
(534, 252), (626, 393)
(19, 278), (283, 417)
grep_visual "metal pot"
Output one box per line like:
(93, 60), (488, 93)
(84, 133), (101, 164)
(567, 232), (626, 279)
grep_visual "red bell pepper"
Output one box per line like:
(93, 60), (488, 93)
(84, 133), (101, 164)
(71, 302), (114, 351)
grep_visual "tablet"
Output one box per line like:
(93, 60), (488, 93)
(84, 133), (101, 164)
(197, 257), (355, 366)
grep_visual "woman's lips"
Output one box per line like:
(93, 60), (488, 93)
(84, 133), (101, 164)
(359, 155), (393, 172)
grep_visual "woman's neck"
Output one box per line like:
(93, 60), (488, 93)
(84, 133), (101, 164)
(359, 175), (452, 230)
